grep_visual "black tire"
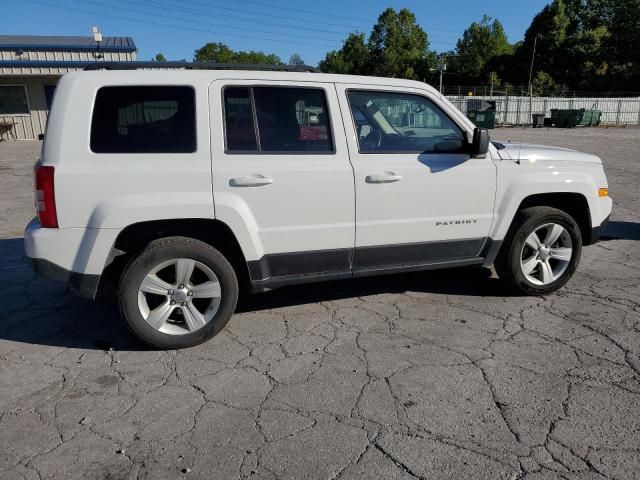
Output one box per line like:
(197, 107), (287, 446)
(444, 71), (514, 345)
(118, 236), (238, 349)
(495, 207), (582, 296)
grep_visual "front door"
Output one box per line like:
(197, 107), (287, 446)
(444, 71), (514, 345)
(209, 80), (355, 287)
(336, 85), (497, 273)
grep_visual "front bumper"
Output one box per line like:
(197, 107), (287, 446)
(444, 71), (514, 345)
(589, 214), (610, 245)
(30, 257), (100, 299)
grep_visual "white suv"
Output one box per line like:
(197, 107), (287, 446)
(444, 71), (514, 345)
(25, 63), (612, 349)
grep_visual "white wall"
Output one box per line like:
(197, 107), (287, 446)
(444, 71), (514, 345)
(0, 76), (53, 140)
(447, 95), (640, 126)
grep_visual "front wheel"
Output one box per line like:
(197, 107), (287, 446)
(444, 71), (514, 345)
(119, 237), (239, 349)
(495, 207), (582, 295)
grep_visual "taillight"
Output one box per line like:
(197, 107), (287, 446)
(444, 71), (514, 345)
(34, 165), (58, 228)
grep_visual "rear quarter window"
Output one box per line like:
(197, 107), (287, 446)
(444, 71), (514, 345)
(90, 86), (196, 153)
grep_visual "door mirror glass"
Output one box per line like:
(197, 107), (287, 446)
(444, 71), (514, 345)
(472, 128), (490, 157)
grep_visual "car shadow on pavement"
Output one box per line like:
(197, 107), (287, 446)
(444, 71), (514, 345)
(238, 266), (514, 312)
(1, 237), (518, 350)
(0, 237), (147, 352)
(602, 221), (640, 241)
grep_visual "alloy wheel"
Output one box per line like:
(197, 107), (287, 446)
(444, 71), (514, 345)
(520, 223), (573, 286)
(137, 258), (222, 335)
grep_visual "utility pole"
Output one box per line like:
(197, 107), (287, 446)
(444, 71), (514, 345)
(429, 55), (447, 94)
(490, 72), (494, 98)
(528, 36), (538, 126)
(438, 55), (446, 94)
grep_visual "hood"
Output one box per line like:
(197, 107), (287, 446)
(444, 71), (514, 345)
(499, 143), (603, 164)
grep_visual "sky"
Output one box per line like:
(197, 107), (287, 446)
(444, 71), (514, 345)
(3, 0), (550, 65)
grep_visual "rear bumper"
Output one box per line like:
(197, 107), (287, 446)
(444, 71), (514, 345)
(24, 218), (116, 299)
(30, 257), (100, 299)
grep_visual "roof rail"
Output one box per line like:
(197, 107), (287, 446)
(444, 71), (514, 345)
(83, 61), (320, 73)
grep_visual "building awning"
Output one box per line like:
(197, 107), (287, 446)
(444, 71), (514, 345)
(0, 35), (136, 53)
(0, 60), (116, 69)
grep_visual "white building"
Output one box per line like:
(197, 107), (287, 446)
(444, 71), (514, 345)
(0, 34), (137, 140)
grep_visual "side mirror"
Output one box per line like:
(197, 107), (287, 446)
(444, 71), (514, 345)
(471, 128), (490, 157)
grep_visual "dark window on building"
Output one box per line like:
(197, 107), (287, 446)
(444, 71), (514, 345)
(90, 86), (196, 153)
(223, 86), (333, 153)
(0, 85), (29, 115)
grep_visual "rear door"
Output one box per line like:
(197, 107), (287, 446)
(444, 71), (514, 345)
(209, 80), (355, 287)
(336, 84), (497, 272)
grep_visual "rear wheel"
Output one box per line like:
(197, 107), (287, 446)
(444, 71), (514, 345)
(495, 207), (582, 295)
(119, 237), (238, 349)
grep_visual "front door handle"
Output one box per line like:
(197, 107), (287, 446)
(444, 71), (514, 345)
(229, 175), (274, 187)
(365, 172), (403, 184)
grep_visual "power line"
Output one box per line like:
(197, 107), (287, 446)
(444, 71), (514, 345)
(21, 0), (340, 48)
(75, 0), (340, 44)
(154, 0), (363, 30)
(120, 0), (350, 36)
(238, 0), (373, 24)
(147, 0), (473, 37)
(131, 0), (465, 41)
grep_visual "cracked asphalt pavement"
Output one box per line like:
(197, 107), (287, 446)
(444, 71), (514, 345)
(1, 128), (639, 479)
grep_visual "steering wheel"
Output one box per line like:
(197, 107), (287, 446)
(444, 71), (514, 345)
(361, 128), (382, 151)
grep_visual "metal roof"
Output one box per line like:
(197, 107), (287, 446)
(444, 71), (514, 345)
(0, 35), (136, 52)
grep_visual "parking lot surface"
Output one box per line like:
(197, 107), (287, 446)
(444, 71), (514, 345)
(1, 128), (639, 480)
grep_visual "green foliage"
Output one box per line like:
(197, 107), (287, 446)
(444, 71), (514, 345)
(288, 53), (305, 66)
(188, 3), (638, 93)
(152, 53), (166, 62)
(194, 42), (282, 65)
(319, 9), (435, 80)
(506, 0), (640, 93)
(452, 15), (512, 82)
(319, 33), (369, 75)
(532, 71), (568, 96)
(367, 8), (434, 79)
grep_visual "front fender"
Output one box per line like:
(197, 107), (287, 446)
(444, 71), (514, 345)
(491, 162), (603, 241)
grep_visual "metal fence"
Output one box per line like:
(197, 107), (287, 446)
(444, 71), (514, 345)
(446, 95), (640, 126)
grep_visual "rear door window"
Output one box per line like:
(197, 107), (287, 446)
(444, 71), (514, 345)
(223, 86), (333, 153)
(90, 86), (196, 153)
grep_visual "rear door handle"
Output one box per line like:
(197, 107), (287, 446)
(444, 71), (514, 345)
(229, 175), (274, 187)
(365, 172), (403, 184)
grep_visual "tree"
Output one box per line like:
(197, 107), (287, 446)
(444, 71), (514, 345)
(367, 8), (435, 80)
(319, 33), (369, 75)
(193, 42), (282, 64)
(451, 15), (512, 83)
(152, 53), (166, 62)
(532, 71), (567, 96)
(511, 0), (640, 93)
(520, 0), (571, 79)
(319, 8), (435, 80)
(288, 53), (305, 66)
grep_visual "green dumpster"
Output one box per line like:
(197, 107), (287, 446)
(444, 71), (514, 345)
(468, 110), (496, 129)
(551, 109), (602, 128)
(467, 99), (497, 129)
